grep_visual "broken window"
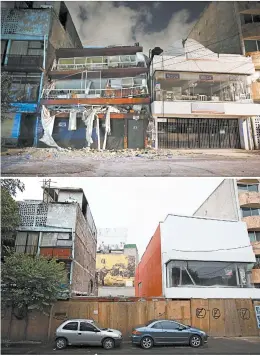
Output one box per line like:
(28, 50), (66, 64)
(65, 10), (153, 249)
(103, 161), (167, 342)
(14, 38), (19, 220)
(15, 231), (39, 255)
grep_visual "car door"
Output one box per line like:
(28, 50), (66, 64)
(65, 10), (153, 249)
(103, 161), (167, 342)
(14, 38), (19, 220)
(77, 322), (102, 346)
(160, 321), (189, 344)
(149, 321), (165, 344)
(60, 321), (79, 344)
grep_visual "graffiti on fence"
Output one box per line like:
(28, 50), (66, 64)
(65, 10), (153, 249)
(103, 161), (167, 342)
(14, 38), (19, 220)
(238, 308), (250, 320)
(212, 308), (221, 319)
(196, 308), (206, 318)
(195, 307), (252, 321)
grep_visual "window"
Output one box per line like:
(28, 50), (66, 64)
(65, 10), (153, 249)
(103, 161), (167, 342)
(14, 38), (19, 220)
(238, 184), (259, 192)
(241, 208), (260, 217)
(15, 231), (39, 255)
(80, 322), (97, 332)
(255, 255), (260, 263)
(151, 322), (163, 329)
(249, 231), (260, 242)
(9, 72), (41, 102)
(63, 322), (78, 331)
(166, 260), (248, 288)
(160, 321), (180, 330)
(9, 41), (43, 56)
(244, 40), (260, 52)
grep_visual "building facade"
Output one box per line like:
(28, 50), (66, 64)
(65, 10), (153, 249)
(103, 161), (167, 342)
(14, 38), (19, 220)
(150, 39), (260, 150)
(15, 185), (97, 297)
(1, 1), (82, 148)
(194, 179), (260, 288)
(135, 214), (260, 299)
(39, 45), (151, 149)
(188, 1), (260, 147)
(96, 242), (139, 296)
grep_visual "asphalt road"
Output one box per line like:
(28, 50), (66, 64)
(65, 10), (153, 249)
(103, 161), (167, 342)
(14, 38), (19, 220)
(2, 338), (260, 355)
(2, 149), (260, 177)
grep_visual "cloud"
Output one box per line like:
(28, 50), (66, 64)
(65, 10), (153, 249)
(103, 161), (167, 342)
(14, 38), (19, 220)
(66, 1), (195, 55)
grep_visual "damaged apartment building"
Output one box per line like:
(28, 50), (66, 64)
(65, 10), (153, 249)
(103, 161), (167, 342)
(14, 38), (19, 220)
(14, 184), (97, 297)
(39, 45), (151, 150)
(1, 1), (82, 147)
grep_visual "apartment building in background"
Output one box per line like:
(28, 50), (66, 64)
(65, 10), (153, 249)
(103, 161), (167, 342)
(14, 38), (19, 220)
(135, 214), (259, 299)
(15, 185), (97, 297)
(188, 1), (260, 147)
(1, 1), (82, 148)
(96, 229), (139, 296)
(150, 38), (260, 150)
(39, 45), (151, 150)
(194, 179), (260, 288)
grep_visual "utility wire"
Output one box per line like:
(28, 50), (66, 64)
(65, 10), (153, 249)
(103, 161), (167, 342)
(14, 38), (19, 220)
(167, 241), (260, 253)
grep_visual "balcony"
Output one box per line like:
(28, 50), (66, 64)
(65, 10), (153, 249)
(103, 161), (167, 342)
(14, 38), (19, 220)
(40, 247), (72, 259)
(3, 55), (43, 71)
(246, 52), (260, 70)
(251, 268), (260, 284)
(239, 191), (260, 207)
(242, 215), (260, 229)
(41, 86), (150, 106)
(242, 22), (260, 40)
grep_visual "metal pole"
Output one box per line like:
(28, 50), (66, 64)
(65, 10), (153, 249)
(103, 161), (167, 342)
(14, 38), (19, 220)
(96, 117), (100, 150)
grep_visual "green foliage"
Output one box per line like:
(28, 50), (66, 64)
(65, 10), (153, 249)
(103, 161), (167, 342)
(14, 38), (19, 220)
(2, 253), (68, 316)
(1, 179), (25, 197)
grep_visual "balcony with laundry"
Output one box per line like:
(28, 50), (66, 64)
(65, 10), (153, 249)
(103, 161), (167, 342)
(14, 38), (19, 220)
(41, 75), (150, 106)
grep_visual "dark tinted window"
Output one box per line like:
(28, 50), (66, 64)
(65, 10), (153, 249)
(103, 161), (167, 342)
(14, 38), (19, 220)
(63, 322), (78, 330)
(151, 322), (163, 329)
(80, 322), (96, 332)
(160, 321), (180, 330)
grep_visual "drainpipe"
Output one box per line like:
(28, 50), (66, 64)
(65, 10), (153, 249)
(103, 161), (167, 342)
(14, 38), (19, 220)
(69, 228), (75, 295)
(37, 231), (43, 256)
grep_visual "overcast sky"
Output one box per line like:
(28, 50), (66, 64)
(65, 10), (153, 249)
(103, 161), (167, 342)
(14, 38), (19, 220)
(15, 178), (222, 257)
(66, 1), (208, 54)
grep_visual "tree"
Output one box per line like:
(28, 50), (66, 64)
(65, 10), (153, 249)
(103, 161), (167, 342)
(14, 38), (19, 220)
(1, 179), (25, 246)
(2, 253), (68, 338)
(1, 72), (13, 120)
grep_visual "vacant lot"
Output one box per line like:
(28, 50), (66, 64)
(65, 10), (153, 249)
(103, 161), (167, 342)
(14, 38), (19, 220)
(1, 148), (260, 177)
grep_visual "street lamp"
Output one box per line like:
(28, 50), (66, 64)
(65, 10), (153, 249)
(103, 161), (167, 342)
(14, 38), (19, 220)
(149, 46), (164, 65)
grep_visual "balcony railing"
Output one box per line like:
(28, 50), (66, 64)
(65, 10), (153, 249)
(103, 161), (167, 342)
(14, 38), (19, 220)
(42, 86), (149, 100)
(3, 55), (43, 68)
(154, 89), (252, 103)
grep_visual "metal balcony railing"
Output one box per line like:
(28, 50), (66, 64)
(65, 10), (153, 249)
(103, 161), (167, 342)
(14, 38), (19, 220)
(55, 61), (146, 71)
(3, 55), (43, 68)
(41, 86), (149, 100)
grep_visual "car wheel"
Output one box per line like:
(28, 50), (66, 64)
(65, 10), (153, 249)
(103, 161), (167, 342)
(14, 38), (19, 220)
(189, 335), (202, 348)
(141, 336), (154, 349)
(102, 338), (115, 350)
(55, 337), (67, 350)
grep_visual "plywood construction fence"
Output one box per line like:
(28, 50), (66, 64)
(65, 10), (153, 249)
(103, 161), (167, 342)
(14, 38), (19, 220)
(1, 298), (260, 341)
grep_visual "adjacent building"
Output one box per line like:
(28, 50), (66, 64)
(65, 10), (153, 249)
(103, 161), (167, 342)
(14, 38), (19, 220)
(39, 45), (151, 149)
(1, 1), (82, 148)
(135, 214), (260, 299)
(96, 240), (139, 297)
(15, 185), (97, 297)
(188, 1), (260, 147)
(150, 39), (260, 150)
(194, 179), (260, 288)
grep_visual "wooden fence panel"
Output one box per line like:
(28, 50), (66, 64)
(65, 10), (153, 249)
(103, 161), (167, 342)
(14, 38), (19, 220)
(191, 299), (210, 333)
(166, 300), (191, 326)
(208, 299), (225, 336)
(224, 299), (241, 337)
(235, 299), (258, 337)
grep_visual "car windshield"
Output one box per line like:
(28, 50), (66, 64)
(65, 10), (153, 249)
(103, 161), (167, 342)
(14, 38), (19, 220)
(92, 322), (107, 331)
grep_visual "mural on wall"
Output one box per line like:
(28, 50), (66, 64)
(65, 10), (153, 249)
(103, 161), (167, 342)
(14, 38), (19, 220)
(96, 254), (135, 287)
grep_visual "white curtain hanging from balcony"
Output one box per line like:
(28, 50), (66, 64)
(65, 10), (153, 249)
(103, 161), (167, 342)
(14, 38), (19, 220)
(40, 105), (61, 149)
(68, 110), (77, 131)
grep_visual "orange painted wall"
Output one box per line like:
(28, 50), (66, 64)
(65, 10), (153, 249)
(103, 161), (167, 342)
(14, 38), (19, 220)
(135, 224), (162, 297)
(40, 247), (72, 260)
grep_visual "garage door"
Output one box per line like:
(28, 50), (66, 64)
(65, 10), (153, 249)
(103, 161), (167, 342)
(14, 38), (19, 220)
(158, 118), (241, 149)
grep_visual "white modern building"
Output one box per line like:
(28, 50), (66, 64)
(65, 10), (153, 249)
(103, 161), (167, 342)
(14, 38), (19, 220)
(150, 39), (260, 149)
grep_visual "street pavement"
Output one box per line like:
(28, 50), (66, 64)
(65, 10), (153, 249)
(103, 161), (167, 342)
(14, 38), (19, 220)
(2, 337), (260, 355)
(2, 148), (260, 177)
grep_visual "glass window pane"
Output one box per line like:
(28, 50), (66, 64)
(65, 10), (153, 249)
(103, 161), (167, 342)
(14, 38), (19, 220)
(59, 58), (74, 64)
(80, 322), (96, 332)
(63, 322), (78, 330)
(241, 208), (251, 217)
(28, 41), (42, 49)
(249, 231), (256, 242)
(10, 41), (28, 55)
(152, 322), (163, 329)
(251, 208), (260, 216)
(91, 57), (102, 63)
(255, 232), (260, 242)
(75, 58), (86, 64)
(257, 41), (260, 51)
(244, 40), (257, 52)
(237, 184), (248, 191)
(244, 14), (253, 24)
(161, 321), (179, 330)
(171, 267), (180, 286)
(248, 184), (258, 192)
